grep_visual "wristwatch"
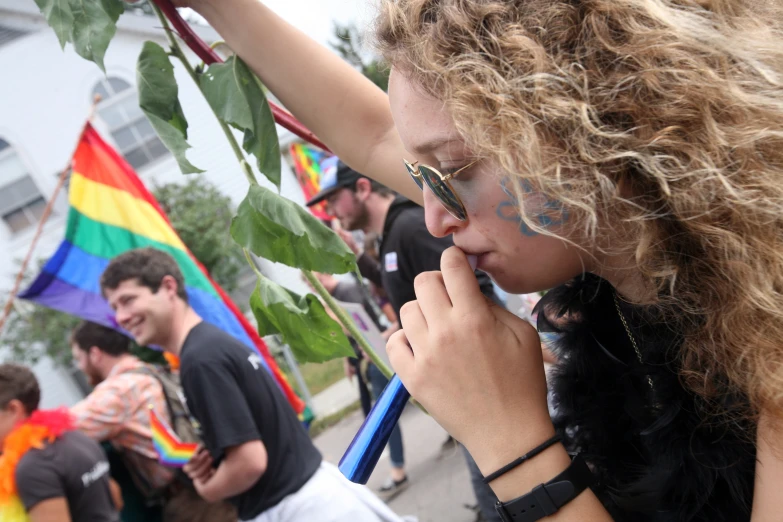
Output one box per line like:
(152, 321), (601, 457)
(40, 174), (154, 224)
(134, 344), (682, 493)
(495, 454), (595, 522)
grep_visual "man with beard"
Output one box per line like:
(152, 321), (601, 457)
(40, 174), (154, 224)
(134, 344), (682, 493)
(70, 321), (236, 522)
(307, 160), (502, 521)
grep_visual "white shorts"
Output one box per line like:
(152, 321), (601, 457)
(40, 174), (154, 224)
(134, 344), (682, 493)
(243, 462), (415, 522)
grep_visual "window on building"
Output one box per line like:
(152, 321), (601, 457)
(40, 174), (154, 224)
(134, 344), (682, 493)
(0, 139), (48, 234)
(93, 77), (169, 171)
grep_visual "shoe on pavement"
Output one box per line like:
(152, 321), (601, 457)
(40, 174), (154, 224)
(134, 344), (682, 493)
(377, 475), (409, 502)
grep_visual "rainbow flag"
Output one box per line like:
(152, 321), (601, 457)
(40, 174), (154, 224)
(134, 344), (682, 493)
(19, 123), (304, 415)
(148, 407), (198, 467)
(289, 143), (331, 221)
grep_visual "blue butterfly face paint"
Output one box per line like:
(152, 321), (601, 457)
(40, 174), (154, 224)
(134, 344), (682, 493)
(496, 178), (569, 236)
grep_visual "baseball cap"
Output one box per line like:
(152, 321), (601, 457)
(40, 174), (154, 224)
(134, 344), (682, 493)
(306, 158), (364, 207)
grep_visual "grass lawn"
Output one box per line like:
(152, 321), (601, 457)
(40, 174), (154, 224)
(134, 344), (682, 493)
(282, 357), (346, 397)
(308, 400), (361, 438)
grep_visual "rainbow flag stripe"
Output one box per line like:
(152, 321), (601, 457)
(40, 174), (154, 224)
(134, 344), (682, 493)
(289, 143), (331, 221)
(149, 408), (198, 467)
(19, 123), (303, 414)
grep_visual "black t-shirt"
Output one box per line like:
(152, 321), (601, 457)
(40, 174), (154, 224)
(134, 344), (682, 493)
(359, 196), (498, 317)
(15, 431), (119, 522)
(179, 322), (322, 520)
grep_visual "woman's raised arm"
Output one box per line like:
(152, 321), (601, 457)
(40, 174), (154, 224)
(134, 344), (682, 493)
(187, 0), (421, 203)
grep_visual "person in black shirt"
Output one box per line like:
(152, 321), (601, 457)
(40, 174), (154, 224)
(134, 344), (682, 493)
(0, 363), (120, 522)
(307, 161), (501, 520)
(307, 161), (499, 325)
(100, 247), (407, 522)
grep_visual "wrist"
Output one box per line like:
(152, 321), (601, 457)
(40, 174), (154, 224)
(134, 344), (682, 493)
(467, 418), (570, 503)
(467, 414), (555, 475)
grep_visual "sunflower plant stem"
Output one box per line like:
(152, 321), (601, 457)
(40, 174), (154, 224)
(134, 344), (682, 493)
(302, 270), (394, 380)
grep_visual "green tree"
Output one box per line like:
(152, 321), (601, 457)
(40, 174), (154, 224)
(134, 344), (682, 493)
(0, 177), (245, 367)
(330, 23), (390, 92)
(152, 177), (246, 292)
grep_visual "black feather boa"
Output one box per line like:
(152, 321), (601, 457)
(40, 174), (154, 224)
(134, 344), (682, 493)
(536, 275), (755, 521)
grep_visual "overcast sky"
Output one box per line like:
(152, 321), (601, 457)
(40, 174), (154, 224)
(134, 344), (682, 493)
(264, 0), (376, 48)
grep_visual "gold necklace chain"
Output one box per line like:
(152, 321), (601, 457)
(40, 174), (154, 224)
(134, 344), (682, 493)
(612, 291), (655, 391)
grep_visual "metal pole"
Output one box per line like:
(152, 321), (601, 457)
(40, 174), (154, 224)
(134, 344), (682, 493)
(280, 340), (316, 415)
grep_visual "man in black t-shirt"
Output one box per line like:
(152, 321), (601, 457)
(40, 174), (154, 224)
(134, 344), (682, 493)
(100, 247), (406, 522)
(307, 160), (502, 521)
(0, 363), (119, 522)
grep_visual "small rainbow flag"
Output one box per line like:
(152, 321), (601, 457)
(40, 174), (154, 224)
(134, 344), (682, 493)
(18, 123), (304, 415)
(149, 407), (198, 468)
(289, 143), (331, 221)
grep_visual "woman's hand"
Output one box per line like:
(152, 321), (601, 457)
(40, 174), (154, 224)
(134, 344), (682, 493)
(387, 247), (554, 471)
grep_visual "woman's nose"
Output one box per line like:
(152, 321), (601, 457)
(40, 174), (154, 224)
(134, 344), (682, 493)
(423, 186), (466, 238)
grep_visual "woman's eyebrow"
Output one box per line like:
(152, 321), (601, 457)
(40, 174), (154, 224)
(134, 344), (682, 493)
(411, 136), (463, 155)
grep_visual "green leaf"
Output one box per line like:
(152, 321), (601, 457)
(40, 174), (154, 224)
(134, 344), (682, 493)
(250, 277), (354, 363)
(34, 0), (74, 49)
(200, 56), (281, 188)
(231, 185), (357, 274)
(137, 41), (203, 174)
(99, 0), (124, 21)
(69, 0), (122, 72)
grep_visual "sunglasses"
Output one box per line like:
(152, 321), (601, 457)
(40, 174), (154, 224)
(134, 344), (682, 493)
(403, 159), (477, 221)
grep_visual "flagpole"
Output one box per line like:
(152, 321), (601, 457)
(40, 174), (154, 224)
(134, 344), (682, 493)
(0, 101), (99, 336)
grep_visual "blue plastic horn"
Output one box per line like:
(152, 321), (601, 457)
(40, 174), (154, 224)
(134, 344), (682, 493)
(338, 374), (410, 484)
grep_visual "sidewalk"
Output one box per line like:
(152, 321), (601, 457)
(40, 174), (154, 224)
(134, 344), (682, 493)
(311, 376), (358, 417)
(313, 404), (479, 522)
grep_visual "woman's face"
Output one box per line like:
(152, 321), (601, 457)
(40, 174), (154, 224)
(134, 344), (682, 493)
(389, 71), (589, 294)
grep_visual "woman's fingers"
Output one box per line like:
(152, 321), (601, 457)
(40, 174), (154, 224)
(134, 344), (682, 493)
(413, 271), (452, 326)
(440, 247), (490, 315)
(398, 300), (428, 347)
(386, 328), (414, 378)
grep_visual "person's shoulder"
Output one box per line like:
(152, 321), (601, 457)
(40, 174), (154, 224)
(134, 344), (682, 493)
(16, 444), (49, 473)
(393, 209), (452, 252)
(100, 360), (155, 389)
(181, 322), (244, 368)
(14, 448), (48, 490)
(15, 432), (86, 473)
(54, 430), (101, 451)
(390, 205), (426, 232)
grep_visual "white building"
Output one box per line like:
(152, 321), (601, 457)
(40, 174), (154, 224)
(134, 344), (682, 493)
(0, 1), (322, 407)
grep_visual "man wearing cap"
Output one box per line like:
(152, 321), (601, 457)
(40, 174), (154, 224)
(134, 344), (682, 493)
(307, 161), (503, 520)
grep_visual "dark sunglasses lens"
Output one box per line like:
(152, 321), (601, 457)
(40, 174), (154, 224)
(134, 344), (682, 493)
(418, 165), (467, 221)
(404, 162), (424, 189)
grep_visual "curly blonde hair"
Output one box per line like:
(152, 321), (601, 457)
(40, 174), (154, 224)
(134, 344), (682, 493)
(376, 0), (783, 421)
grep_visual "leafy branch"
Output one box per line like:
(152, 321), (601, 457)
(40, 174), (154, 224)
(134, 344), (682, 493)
(32, 0), (393, 376)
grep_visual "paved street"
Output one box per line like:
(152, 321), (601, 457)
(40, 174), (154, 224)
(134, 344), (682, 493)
(314, 404), (480, 522)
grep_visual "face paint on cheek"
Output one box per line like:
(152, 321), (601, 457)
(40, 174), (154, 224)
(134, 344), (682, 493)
(496, 177), (539, 236)
(496, 178), (569, 236)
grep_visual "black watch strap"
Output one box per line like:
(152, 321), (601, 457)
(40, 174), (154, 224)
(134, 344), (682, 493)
(495, 454), (594, 522)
